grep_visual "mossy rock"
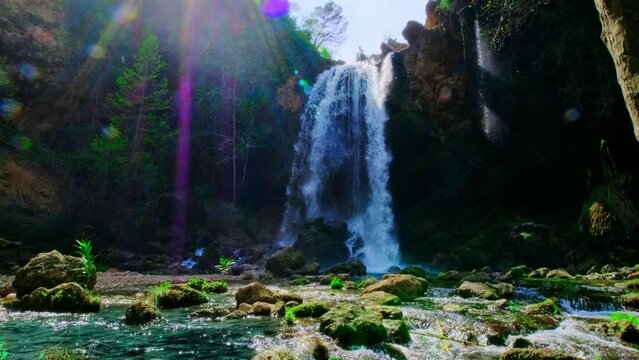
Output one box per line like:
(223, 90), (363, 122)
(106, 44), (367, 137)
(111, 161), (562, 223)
(252, 349), (298, 360)
(356, 276), (379, 289)
(289, 301), (329, 318)
(528, 268), (550, 279)
(152, 284), (208, 309)
(370, 305), (403, 319)
(620, 292), (639, 310)
(235, 282), (278, 306)
(12, 250), (97, 297)
(500, 348), (582, 360)
(384, 343), (408, 360)
(400, 265), (427, 279)
(20, 282), (100, 313)
(436, 270), (464, 281)
(265, 247), (305, 276)
(125, 301), (161, 325)
(455, 281), (499, 300)
(383, 319), (411, 343)
(40, 348), (89, 360)
(276, 292), (303, 304)
(363, 274), (428, 301)
(521, 298), (562, 315)
(252, 302), (273, 316)
(506, 265), (533, 279)
(361, 291), (402, 306)
(593, 319), (639, 344)
(227, 310), (248, 319)
(325, 260), (367, 276)
(545, 270), (572, 279)
(186, 278), (228, 293)
(319, 304), (387, 347)
(288, 278), (311, 286)
(620, 279), (639, 290)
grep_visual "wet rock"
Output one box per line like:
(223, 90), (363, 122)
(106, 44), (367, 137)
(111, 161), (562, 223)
(294, 219), (350, 266)
(21, 282), (100, 313)
(293, 262), (321, 276)
(361, 291), (402, 306)
(319, 273), (350, 285)
(463, 272), (492, 283)
(235, 282), (278, 306)
(593, 319), (639, 344)
(125, 301), (161, 325)
(628, 271), (639, 279)
(456, 281), (499, 300)
(266, 247), (305, 276)
(309, 337), (328, 360)
(319, 303), (387, 347)
(189, 307), (230, 319)
(362, 274), (428, 301)
(400, 265), (428, 279)
(506, 265), (533, 279)
(356, 276), (379, 289)
(528, 268), (550, 279)
(12, 250), (96, 297)
(493, 283), (515, 298)
(522, 298), (561, 315)
(152, 283), (208, 309)
(620, 292), (639, 310)
(545, 269), (572, 279)
(252, 302), (273, 316)
(239, 303), (254, 314)
(288, 278), (311, 286)
(402, 20), (425, 44)
(601, 264), (619, 274)
(500, 348), (582, 360)
(510, 337), (533, 349)
(325, 260), (367, 276)
(272, 301), (286, 316)
(436, 270), (464, 281)
(383, 319), (411, 343)
(289, 301), (329, 318)
(252, 349), (298, 360)
(384, 343), (408, 360)
(285, 300), (299, 307)
(370, 305), (403, 319)
(226, 310), (248, 319)
(277, 292), (303, 304)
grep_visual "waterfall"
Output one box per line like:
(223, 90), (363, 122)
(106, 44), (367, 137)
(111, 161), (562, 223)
(278, 56), (400, 272)
(475, 20), (504, 143)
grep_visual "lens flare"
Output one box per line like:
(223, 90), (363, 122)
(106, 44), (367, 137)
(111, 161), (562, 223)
(87, 44), (106, 59)
(262, 0), (290, 18)
(195, 248), (205, 257)
(18, 63), (39, 80)
(10, 135), (32, 151)
(113, 3), (138, 25)
(0, 98), (23, 119)
(564, 108), (582, 123)
(101, 125), (120, 139)
(180, 258), (196, 269)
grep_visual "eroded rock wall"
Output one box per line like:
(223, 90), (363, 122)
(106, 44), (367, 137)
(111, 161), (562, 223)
(594, 0), (639, 143)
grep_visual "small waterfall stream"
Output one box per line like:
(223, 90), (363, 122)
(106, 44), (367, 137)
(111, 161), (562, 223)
(278, 56), (399, 272)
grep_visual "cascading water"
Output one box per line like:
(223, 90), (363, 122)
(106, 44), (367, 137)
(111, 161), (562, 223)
(278, 56), (399, 272)
(475, 20), (505, 143)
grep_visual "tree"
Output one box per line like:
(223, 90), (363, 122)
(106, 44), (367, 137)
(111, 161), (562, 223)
(89, 33), (173, 198)
(302, 1), (348, 51)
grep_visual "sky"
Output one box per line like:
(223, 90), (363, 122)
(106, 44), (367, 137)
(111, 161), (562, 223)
(291, 0), (427, 62)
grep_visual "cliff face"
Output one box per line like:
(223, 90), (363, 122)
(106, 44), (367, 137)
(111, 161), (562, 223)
(594, 0), (639, 143)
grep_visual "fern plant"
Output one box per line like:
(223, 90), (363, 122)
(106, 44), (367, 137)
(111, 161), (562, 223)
(215, 256), (236, 275)
(75, 238), (96, 288)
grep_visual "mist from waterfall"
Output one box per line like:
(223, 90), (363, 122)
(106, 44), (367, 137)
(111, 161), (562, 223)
(475, 20), (505, 143)
(278, 56), (400, 272)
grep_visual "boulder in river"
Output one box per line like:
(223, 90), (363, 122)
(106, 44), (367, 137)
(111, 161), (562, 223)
(399, 265), (428, 279)
(235, 282), (278, 306)
(125, 301), (162, 325)
(319, 303), (387, 347)
(325, 260), (367, 276)
(592, 319), (639, 344)
(362, 274), (427, 301)
(265, 247), (305, 276)
(456, 281), (499, 300)
(151, 283), (208, 309)
(12, 250), (96, 297)
(21, 282), (100, 313)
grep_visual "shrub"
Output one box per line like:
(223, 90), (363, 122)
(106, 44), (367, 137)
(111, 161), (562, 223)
(215, 257), (236, 275)
(329, 276), (344, 290)
(75, 238), (96, 289)
(610, 312), (639, 327)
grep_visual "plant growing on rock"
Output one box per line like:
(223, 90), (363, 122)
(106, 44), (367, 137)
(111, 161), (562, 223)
(285, 306), (296, 325)
(610, 312), (639, 326)
(215, 257), (236, 275)
(330, 276), (344, 290)
(149, 281), (172, 304)
(75, 238), (96, 289)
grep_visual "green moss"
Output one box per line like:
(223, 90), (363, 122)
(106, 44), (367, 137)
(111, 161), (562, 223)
(319, 304), (387, 347)
(284, 306), (296, 325)
(522, 298), (561, 315)
(39, 348), (89, 360)
(289, 301), (329, 318)
(610, 312), (639, 327)
(150, 283), (208, 309)
(621, 280), (639, 290)
(186, 278), (228, 294)
(330, 276), (344, 290)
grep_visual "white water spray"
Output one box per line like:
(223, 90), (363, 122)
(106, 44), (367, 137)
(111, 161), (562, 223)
(278, 56), (400, 272)
(475, 20), (504, 142)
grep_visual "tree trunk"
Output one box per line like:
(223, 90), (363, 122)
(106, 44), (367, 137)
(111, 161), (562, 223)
(594, 0), (639, 143)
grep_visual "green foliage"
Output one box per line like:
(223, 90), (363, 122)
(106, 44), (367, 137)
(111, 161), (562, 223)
(319, 47), (332, 60)
(75, 238), (96, 288)
(609, 312), (639, 327)
(478, 0), (550, 50)
(215, 257), (236, 275)
(285, 306), (296, 325)
(330, 276), (344, 290)
(437, 0), (453, 11)
(302, 1), (348, 50)
(149, 281), (172, 304)
(186, 278), (228, 293)
(0, 337), (8, 360)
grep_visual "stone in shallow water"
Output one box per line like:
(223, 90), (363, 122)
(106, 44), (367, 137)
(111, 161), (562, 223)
(363, 274), (428, 301)
(361, 291), (402, 306)
(325, 260), (367, 276)
(21, 282), (100, 313)
(528, 267), (550, 279)
(383, 319), (411, 344)
(592, 319), (639, 344)
(500, 348), (582, 360)
(154, 284), (208, 309)
(289, 301), (329, 318)
(456, 281), (499, 300)
(319, 303), (387, 347)
(125, 301), (161, 325)
(235, 282), (278, 306)
(521, 298), (561, 315)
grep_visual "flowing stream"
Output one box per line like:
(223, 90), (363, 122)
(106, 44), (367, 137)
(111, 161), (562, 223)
(278, 57), (400, 272)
